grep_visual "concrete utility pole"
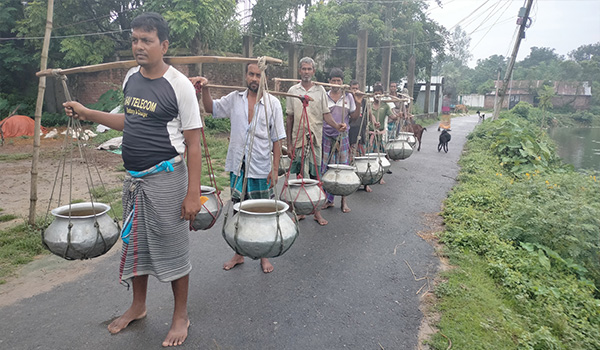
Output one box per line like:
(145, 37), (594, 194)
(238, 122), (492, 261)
(29, 0), (54, 225)
(424, 60), (432, 114)
(492, 0), (534, 120)
(356, 29), (368, 91)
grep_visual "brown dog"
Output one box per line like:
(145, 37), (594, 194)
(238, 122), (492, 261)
(402, 123), (427, 151)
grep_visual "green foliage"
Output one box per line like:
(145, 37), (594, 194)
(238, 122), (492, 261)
(59, 36), (116, 66)
(86, 89), (123, 113)
(470, 115), (561, 175)
(203, 115), (231, 134)
(436, 114), (600, 349)
(40, 112), (69, 127)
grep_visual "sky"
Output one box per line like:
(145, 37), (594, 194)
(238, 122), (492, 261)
(426, 0), (600, 67)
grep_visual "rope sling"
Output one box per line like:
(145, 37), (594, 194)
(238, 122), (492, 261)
(42, 73), (121, 260)
(279, 85), (327, 216)
(221, 57), (299, 259)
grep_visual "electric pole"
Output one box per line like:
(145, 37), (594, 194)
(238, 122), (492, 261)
(492, 0), (534, 120)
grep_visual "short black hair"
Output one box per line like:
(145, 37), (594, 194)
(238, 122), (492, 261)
(328, 67), (344, 80)
(373, 82), (384, 93)
(131, 12), (169, 42)
(350, 79), (359, 86)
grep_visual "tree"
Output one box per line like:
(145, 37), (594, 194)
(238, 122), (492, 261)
(568, 42), (600, 62)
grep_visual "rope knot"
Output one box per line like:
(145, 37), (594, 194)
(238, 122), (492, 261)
(257, 56), (267, 72)
(302, 95), (310, 107)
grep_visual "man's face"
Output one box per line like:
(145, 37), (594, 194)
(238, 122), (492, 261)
(390, 83), (397, 93)
(131, 28), (167, 67)
(246, 64), (261, 93)
(329, 76), (343, 92)
(299, 63), (314, 83)
(374, 89), (383, 101)
(350, 84), (359, 93)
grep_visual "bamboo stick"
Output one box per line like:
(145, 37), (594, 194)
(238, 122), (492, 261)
(272, 78), (350, 89)
(204, 84), (313, 101)
(36, 56), (283, 77)
(29, 0), (54, 225)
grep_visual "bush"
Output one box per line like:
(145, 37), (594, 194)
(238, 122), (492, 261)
(41, 112), (70, 127)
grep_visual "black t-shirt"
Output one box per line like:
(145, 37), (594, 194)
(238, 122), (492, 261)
(121, 66), (202, 171)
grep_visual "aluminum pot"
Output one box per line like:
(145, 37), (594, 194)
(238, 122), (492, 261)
(322, 164), (361, 196)
(397, 131), (417, 148)
(191, 186), (222, 231)
(282, 178), (326, 215)
(43, 202), (119, 260)
(354, 156), (384, 185)
(278, 154), (291, 176)
(365, 153), (391, 173)
(223, 199), (299, 259)
(386, 139), (413, 160)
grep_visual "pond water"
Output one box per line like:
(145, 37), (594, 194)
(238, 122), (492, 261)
(548, 127), (600, 171)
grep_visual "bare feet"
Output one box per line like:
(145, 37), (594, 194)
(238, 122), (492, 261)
(162, 316), (190, 347)
(364, 185), (373, 192)
(295, 214), (306, 222)
(223, 254), (245, 271)
(341, 197), (351, 213)
(108, 306), (147, 334)
(313, 211), (328, 226)
(379, 179), (386, 185)
(321, 201), (335, 210)
(261, 258), (274, 273)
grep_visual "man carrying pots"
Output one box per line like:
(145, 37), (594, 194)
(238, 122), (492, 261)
(64, 12), (203, 347)
(321, 68), (362, 213)
(286, 57), (347, 226)
(191, 62), (286, 274)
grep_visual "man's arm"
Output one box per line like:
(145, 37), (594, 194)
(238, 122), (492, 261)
(181, 128), (203, 221)
(63, 101), (125, 131)
(323, 112), (347, 133)
(189, 77), (213, 113)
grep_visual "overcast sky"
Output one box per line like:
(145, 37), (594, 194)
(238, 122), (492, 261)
(426, 0), (600, 67)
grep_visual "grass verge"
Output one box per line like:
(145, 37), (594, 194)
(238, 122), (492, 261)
(426, 110), (600, 349)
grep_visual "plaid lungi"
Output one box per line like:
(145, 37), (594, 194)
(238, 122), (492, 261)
(290, 145), (322, 179)
(230, 165), (273, 201)
(119, 160), (191, 287)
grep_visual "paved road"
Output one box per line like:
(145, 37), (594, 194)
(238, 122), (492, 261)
(0, 115), (478, 350)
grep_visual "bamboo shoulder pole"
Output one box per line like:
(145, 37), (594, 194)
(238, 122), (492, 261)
(204, 84), (313, 101)
(36, 56), (283, 77)
(272, 78), (350, 90)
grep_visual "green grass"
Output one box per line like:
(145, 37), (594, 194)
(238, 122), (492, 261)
(430, 253), (525, 350)
(0, 153), (32, 161)
(0, 221), (47, 281)
(0, 214), (18, 222)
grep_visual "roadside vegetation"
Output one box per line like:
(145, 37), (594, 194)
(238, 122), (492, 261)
(428, 104), (600, 349)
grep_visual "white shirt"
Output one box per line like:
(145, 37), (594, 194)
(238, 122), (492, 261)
(212, 90), (286, 178)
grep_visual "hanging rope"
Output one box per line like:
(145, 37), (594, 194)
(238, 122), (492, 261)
(42, 73), (120, 260)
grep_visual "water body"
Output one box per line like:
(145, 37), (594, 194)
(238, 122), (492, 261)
(548, 127), (600, 171)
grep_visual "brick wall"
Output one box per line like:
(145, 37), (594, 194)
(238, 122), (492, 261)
(70, 61), (292, 106)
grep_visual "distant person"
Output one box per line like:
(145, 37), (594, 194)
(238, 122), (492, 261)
(321, 68), (361, 213)
(64, 12), (203, 347)
(191, 62), (285, 274)
(286, 57), (346, 225)
(349, 80), (367, 157)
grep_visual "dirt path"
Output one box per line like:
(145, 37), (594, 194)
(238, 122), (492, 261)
(0, 134), (123, 226)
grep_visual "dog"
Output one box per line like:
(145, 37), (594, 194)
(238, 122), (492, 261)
(477, 110), (485, 123)
(438, 130), (451, 153)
